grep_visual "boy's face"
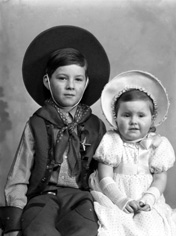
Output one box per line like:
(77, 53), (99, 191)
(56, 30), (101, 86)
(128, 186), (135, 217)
(45, 64), (87, 110)
(116, 100), (153, 141)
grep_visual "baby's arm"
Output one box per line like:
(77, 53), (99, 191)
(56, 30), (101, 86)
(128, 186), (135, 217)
(139, 171), (167, 211)
(98, 163), (136, 212)
(151, 171), (167, 193)
(139, 135), (173, 211)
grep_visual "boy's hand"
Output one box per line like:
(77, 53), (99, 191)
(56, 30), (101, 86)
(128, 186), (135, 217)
(123, 200), (140, 213)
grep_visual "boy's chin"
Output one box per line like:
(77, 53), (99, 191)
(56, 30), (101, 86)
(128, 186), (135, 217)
(56, 102), (79, 110)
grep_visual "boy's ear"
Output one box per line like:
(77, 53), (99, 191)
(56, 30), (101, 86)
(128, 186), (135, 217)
(43, 75), (50, 90)
(85, 77), (89, 89)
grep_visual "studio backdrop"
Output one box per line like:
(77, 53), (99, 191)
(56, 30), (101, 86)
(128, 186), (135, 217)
(0, 0), (176, 208)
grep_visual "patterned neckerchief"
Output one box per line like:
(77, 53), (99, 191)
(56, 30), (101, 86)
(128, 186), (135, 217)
(40, 99), (91, 176)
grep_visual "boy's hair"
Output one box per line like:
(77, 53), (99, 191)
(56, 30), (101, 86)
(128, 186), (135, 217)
(45, 48), (88, 77)
(114, 89), (155, 116)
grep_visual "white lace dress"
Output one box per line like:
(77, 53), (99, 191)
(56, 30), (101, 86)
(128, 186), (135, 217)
(89, 130), (176, 236)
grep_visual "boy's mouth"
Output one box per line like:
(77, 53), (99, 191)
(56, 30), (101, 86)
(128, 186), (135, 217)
(64, 93), (75, 97)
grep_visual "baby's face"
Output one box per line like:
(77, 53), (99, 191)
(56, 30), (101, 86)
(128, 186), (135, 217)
(116, 100), (153, 141)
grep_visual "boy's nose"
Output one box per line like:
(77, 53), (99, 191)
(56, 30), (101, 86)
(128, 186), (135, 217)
(67, 79), (75, 89)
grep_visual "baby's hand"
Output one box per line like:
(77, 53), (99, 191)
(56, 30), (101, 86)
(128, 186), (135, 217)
(123, 200), (140, 214)
(139, 201), (151, 211)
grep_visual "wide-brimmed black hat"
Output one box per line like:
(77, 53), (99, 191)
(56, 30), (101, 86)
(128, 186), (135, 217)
(22, 25), (110, 106)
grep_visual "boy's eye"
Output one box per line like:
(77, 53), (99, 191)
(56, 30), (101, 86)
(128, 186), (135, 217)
(75, 77), (83, 82)
(58, 76), (66, 80)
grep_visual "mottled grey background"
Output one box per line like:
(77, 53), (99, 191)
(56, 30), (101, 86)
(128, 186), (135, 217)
(0, 0), (176, 208)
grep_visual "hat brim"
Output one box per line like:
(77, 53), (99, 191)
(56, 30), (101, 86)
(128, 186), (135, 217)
(22, 25), (110, 106)
(101, 70), (169, 127)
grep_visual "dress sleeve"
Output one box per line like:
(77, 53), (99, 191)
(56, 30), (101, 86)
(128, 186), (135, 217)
(93, 130), (123, 167)
(149, 136), (175, 174)
(4, 121), (35, 209)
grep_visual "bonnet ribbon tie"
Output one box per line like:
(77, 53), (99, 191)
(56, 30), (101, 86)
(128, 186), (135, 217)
(140, 137), (153, 149)
(139, 133), (161, 150)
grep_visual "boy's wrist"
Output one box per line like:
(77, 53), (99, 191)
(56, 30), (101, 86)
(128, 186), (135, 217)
(0, 206), (22, 234)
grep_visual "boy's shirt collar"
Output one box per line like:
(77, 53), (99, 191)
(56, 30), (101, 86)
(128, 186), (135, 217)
(62, 107), (77, 121)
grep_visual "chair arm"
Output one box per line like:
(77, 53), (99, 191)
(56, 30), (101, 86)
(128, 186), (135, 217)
(0, 206), (22, 234)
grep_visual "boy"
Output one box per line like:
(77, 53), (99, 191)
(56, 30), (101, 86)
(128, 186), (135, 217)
(3, 25), (110, 236)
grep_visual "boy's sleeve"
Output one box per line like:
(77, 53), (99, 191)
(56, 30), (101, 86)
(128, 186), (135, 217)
(4, 121), (35, 209)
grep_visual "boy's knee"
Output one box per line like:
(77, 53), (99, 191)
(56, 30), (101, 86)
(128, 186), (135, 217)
(56, 199), (98, 236)
(22, 226), (61, 236)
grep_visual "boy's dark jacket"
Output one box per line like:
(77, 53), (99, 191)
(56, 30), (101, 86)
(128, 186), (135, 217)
(27, 102), (106, 199)
(0, 102), (106, 233)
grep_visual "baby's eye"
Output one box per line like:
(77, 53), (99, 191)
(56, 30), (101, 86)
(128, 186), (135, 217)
(138, 113), (145, 117)
(122, 113), (130, 117)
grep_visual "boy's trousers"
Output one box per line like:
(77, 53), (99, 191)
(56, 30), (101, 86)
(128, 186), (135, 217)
(21, 187), (98, 236)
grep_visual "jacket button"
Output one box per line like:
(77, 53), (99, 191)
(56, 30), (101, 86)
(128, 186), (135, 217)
(41, 177), (46, 182)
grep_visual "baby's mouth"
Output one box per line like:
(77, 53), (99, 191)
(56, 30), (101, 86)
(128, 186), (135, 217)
(129, 127), (139, 130)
